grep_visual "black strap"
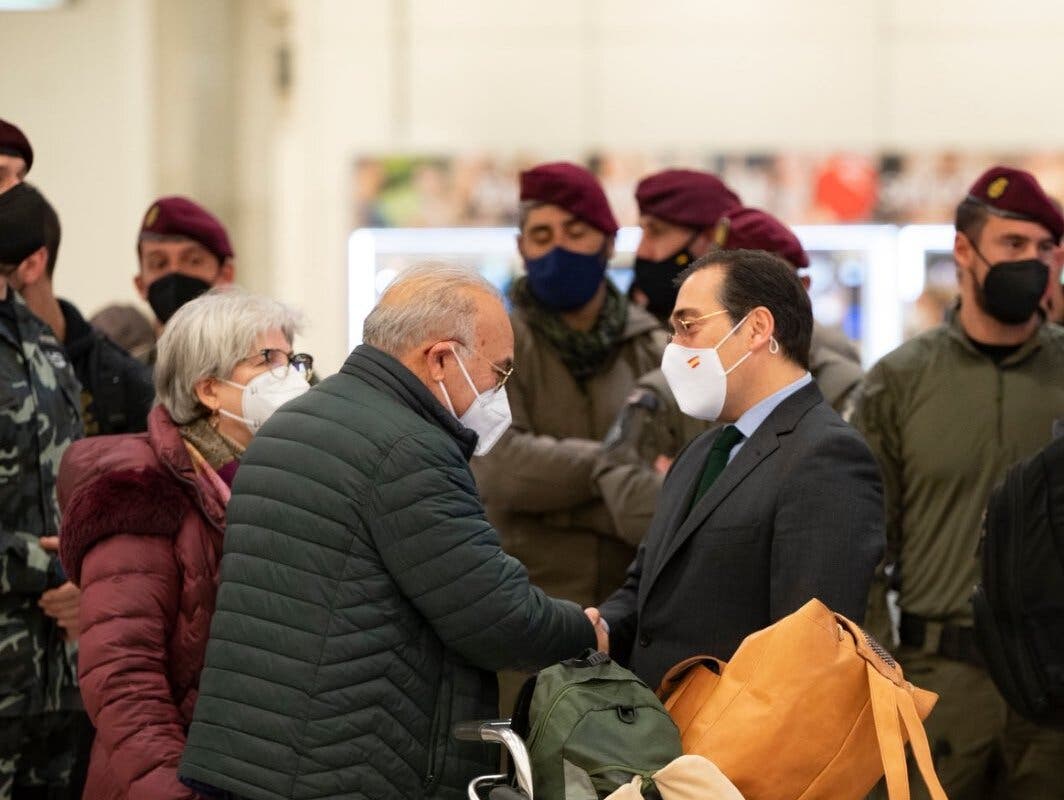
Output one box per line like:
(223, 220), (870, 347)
(900, 613), (986, 669)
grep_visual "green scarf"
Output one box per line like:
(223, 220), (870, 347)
(511, 277), (629, 383)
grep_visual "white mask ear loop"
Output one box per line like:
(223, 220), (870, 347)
(449, 345), (482, 396)
(437, 380), (457, 416)
(717, 312), (753, 375)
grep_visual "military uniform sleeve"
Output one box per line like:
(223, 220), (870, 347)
(371, 433), (596, 673)
(770, 430), (885, 623)
(592, 390), (665, 547)
(0, 531), (63, 595)
(472, 370), (601, 513)
(850, 362), (904, 567)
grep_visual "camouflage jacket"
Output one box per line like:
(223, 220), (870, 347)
(0, 290), (83, 716)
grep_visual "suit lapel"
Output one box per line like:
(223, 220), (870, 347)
(641, 382), (824, 600)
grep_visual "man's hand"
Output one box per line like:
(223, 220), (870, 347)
(39, 582), (80, 641)
(39, 535), (59, 552)
(584, 607), (609, 654)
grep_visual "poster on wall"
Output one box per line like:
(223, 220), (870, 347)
(352, 150), (1064, 230)
(348, 150), (1064, 357)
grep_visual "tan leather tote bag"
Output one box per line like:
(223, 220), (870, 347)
(656, 599), (947, 800)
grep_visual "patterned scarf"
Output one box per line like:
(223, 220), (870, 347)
(179, 416), (245, 482)
(511, 277), (629, 383)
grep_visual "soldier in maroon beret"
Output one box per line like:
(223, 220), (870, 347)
(0, 118), (34, 195)
(472, 161), (667, 715)
(134, 196), (235, 326)
(631, 169), (741, 324)
(852, 165), (1064, 796)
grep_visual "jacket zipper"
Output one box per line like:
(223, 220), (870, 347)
(423, 665), (450, 793)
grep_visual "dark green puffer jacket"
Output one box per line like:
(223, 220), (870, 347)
(179, 345), (595, 800)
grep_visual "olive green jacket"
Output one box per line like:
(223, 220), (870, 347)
(594, 323), (863, 545)
(851, 314), (1064, 625)
(471, 303), (667, 608)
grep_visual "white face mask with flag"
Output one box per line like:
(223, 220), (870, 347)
(438, 347), (512, 456)
(661, 311), (763, 422)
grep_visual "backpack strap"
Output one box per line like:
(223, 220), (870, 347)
(866, 662), (947, 800)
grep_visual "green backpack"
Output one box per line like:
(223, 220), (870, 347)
(512, 650), (682, 800)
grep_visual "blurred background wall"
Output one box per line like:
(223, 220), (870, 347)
(5, 0), (1064, 372)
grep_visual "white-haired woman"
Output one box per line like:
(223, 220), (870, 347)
(56, 288), (311, 800)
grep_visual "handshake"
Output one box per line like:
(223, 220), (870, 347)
(584, 607), (609, 653)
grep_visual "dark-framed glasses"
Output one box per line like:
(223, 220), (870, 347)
(247, 348), (314, 380)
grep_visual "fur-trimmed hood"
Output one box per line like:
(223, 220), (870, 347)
(57, 405), (225, 585)
(60, 467), (190, 585)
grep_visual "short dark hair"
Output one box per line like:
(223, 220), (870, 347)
(955, 197), (990, 245)
(678, 248), (813, 369)
(40, 194), (60, 277)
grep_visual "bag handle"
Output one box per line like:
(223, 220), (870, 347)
(655, 655), (725, 701)
(866, 663), (947, 800)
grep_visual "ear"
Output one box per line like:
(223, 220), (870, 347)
(800, 274), (811, 292)
(215, 257), (235, 286)
(954, 230), (972, 267)
(16, 247), (48, 289)
(424, 340), (455, 383)
(516, 233), (528, 262)
(746, 306), (776, 352)
(603, 237), (616, 262)
(193, 376), (221, 414)
(134, 272), (147, 300)
(692, 230), (715, 258)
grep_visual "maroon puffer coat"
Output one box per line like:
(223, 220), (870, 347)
(58, 405), (229, 800)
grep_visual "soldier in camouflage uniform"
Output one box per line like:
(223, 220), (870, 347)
(596, 205), (863, 544)
(0, 193), (83, 798)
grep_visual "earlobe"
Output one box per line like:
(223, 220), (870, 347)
(134, 273), (147, 299)
(217, 259), (236, 286)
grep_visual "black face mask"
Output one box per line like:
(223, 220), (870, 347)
(147, 273), (212, 324)
(971, 245), (1049, 325)
(632, 236), (700, 324)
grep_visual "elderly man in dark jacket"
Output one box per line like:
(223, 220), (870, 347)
(179, 264), (602, 800)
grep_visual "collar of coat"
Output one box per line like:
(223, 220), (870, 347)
(945, 301), (1046, 367)
(341, 344), (480, 460)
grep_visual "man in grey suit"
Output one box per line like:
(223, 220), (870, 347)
(593, 248), (884, 689)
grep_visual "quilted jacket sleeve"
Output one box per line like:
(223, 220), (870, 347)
(78, 531), (197, 800)
(371, 431), (596, 672)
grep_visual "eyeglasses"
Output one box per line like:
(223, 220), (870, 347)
(244, 348), (314, 380)
(671, 309), (730, 336)
(454, 344), (514, 392)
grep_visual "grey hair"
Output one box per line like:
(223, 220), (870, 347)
(518, 200), (545, 232)
(155, 286), (304, 423)
(363, 261), (499, 357)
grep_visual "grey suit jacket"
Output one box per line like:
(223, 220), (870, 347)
(599, 382), (884, 690)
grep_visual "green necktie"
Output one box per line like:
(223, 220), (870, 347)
(691, 425), (745, 507)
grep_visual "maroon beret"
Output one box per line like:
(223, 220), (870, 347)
(965, 166), (1064, 243)
(713, 207), (809, 270)
(0, 119), (33, 174)
(138, 196), (233, 261)
(635, 169), (741, 230)
(519, 162), (618, 235)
